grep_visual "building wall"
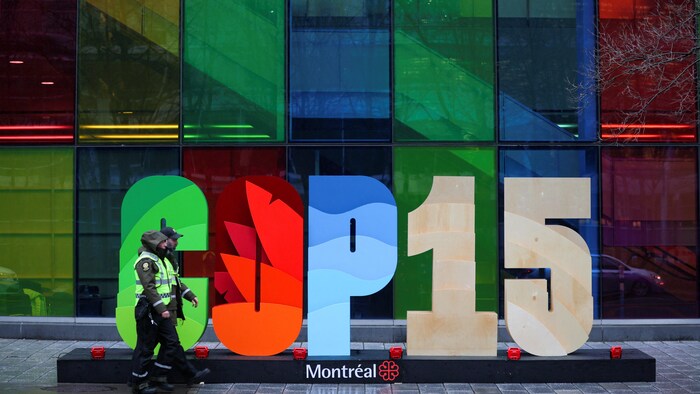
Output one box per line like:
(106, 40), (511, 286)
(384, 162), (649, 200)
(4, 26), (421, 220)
(0, 0), (698, 326)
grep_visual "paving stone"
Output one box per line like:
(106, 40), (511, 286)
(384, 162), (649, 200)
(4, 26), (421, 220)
(364, 383), (392, 394)
(574, 383), (607, 393)
(497, 383), (528, 392)
(521, 384), (555, 393)
(286, 384), (313, 392)
(416, 383), (447, 393)
(1, 339), (699, 393)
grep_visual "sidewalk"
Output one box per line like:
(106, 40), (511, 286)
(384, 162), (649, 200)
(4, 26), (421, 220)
(1, 338), (699, 393)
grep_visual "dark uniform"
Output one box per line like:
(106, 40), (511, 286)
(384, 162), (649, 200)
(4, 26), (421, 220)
(149, 226), (207, 388)
(161, 226), (196, 325)
(130, 230), (185, 393)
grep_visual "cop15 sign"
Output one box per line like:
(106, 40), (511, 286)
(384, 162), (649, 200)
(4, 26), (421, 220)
(117, 175), (592, 358)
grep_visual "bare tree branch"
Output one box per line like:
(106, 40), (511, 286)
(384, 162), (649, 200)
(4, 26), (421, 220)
(573, 0), (699, 141)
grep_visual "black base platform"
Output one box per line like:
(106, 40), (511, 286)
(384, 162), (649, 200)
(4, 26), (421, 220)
(57, 348), (655, 384)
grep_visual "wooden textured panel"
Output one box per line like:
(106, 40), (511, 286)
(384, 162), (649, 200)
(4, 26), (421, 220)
(406, 176), (497, 356)
(504, 178), (592, 356)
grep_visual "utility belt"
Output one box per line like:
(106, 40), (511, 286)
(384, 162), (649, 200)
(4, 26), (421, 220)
(134, 287), (184, 321)
(134, 297), (150, 320)
(134, 292), (174, 321)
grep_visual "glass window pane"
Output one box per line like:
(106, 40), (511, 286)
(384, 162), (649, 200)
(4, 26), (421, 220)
(393, 147), (498, 318)
(77, 147), (178, 316)
(0, 1), (76, 144)
(77, 0), (180, 143)
(599, 0), (697, 142)
(0, 149), (74, 316)
(288, 147), (392, 317)
(498, 0), (596, 141)
(183, 1), (285, 143)
(394, 0), (494, 141)
(182, 147), (286, 310)
(500, 148), (600, 317)
(601, 147), (698, 318)
(290, 1), (391, 141)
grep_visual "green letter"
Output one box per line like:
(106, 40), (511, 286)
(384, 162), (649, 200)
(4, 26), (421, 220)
(117, 176), (209, 349)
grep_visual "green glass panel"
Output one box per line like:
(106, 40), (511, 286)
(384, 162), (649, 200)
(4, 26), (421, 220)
(183, 1), (285, 143)
(394, 0), (494, 141)
(393, 147), (497, 318)
(0, 149), (74, 316)
(77, 0), (180, 143)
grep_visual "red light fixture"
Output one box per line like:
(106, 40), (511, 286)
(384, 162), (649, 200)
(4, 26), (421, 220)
(0, 125), (72, 130)
(507, 347), (521, 360)
(610, 346), (622, 359)
(601, 123), (694, 129)
(194, 346), (209, 359)
(389, 346), (403, 359)
(90, 346), (105, 360)
(293, 347), (307, 360)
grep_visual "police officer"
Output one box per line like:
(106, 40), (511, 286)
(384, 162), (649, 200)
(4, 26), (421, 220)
(149, 227), (210, 390)
(131, 230), (211, 393)
(131, 230), (173, 394)
(160, 226), (198, 321)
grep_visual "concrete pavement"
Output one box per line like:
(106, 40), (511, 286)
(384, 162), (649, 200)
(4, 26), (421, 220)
(1, 338), (700, 393)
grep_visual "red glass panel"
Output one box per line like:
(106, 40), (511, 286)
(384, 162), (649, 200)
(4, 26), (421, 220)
(181, 148), (286, 309)
(601, 147), (698, 318)
(599, 0), (653, 20)
(0, 0), (76, 143)
(599, 0), (697, 142)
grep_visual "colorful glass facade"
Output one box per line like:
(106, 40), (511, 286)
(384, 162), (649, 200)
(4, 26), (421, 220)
(1, 0), (699, 324)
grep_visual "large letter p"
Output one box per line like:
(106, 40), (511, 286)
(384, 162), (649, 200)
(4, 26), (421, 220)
(308, 176), (397, 356)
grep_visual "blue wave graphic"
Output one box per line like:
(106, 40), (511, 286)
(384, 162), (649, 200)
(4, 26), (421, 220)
(308, 203), (397, 247)
(307, 269), (395, 311)
(308, 237), (397, 279)
(309, 176), (395, 214)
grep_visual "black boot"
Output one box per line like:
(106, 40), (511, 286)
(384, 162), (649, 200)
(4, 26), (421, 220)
(149, 381), (175, 392)
(132, 381), (157, 394)
(187, 367), (211, 386)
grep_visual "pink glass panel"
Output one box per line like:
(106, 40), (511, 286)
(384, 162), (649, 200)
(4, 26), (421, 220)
(0, 0), (76, 143)
(601, 147), (698, 318)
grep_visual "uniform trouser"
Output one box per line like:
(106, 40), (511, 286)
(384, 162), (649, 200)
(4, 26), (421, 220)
(131, 310), (180, 388)
(131, 312), (157, 389)
(152, 312), (197, 382)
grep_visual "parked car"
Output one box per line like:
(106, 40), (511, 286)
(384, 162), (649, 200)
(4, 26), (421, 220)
(509, 254), (664, 297)
(597, 254), (664, 297)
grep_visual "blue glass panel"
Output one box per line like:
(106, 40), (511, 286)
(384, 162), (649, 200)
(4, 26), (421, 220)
(289, 1), (391, 141)
(499, 94), (576, 141)
(498, 0), (596, 141)
(500, 148), (600, 316)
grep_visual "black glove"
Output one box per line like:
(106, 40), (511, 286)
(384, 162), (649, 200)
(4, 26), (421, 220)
(175, 279), (185, 321)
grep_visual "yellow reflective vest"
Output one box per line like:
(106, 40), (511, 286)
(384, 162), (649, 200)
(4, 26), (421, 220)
(134, 251), (174, 308)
